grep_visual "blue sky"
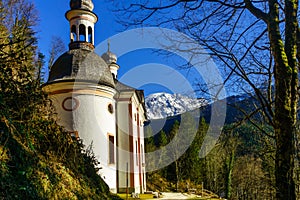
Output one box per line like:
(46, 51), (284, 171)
(33, 1), (174, 96)
(33, 0), (212, 98)
(34, 0), (117, 55)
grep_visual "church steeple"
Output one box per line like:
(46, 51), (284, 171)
(66, 0), (98, 50)
(102, 40), (120, 79)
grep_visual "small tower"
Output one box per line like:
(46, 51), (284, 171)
(66, 0), (98, 50)
(102, 40), (120, 79)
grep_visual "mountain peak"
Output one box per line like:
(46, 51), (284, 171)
(145, 92), (207, 119)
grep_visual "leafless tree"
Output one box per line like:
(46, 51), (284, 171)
(112, 1), (299, 199)
(47, 36), (66, 70)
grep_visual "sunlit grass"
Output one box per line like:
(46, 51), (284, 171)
(117, 193), (154, 199)
(117, 193), (222, 200)
(189, 198), (221, 200)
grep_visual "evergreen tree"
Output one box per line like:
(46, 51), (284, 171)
(166, 120), (180, 189)
(144, 126), (156, 174)
(182, 117), (208, 184)
(0, 1), (121, 199)
(157, 130), (169, 177)
(157, 130), (168, 147)
(144, 126), (156, 153)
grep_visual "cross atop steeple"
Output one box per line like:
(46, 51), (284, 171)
(107, 39), (111, 52)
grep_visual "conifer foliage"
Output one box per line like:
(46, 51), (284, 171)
(145, 116), (275, 199)
(0, 0), (120, 199)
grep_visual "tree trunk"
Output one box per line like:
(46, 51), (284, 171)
(225, 150), (235, 199)
(175, 160), (179, 191)
(268, 0), (298, 199)
(274, 115), (297, 200)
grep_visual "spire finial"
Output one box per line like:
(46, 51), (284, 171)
(107, 39), (111, 52)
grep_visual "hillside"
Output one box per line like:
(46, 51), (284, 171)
(0, 77), (121, 200)
(0, 0), (121, 198)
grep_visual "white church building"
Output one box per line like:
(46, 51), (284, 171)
(43, 0), (147, 194)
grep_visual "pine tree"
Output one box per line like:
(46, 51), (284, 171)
(144, 126), (156, 173)
(0, 1), (121, 199)
(182, 117), (208, 184)
(167, 120), (180, 189)
(157, 130), (169, 177)
(145, 126), (156, 153)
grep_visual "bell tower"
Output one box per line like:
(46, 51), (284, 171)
(66, 0), (98, 50)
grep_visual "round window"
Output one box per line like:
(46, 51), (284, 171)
(108, 103), (114, 114)
(62, 97), (79, 111)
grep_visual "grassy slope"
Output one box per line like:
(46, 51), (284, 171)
(0, 105), (121, 199)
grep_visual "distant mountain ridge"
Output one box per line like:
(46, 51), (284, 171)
(145, 92), (207, 119)
(145, 92), (257, 123)
(144, 91), (265, 145)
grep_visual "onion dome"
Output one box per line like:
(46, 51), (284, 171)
(101, 40), (117, 64)
(101, 50), (117, 64)
(70, 0), (94, 11)
(48, 48), (115, 88)
(101, 41), (120, 79)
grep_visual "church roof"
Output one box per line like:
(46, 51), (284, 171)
(70, 0), (94, 11)
(48, 48), (115, 88)
(115, 81), (146, 114)
(115, 80), (136, 92)
(115, 81), (144, 101)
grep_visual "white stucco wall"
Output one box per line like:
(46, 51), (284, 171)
(116, 101), (130, 190)
(44, 82), (147, 194)
(44, 82), (117, 193)
(132, 95), (144, 194)
(117, 92), (147, 194)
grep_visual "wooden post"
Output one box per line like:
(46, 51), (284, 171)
(126, 162), (128, 200)
(202, 182), (204, 196)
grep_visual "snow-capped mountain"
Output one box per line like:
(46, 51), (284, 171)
(145, 92), (207, 119)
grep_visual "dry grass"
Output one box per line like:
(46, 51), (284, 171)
(117, 193), (154, 199)
(117, 193), (223, 200)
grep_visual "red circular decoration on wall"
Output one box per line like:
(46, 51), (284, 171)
(62, 97), (80, 111)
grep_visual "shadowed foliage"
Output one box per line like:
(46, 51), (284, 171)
(0, 0), (121, 199)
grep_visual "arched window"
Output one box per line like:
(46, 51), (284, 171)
(79, 24), (86, 42)
(141, 144), (144, 164)
(88, 26), (93, 43)
(136, 140), (139, 165)
(108, 134), (115, 164)
(71, 25), (77, 42)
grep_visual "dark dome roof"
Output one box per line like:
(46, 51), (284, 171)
(48, 48), (115, 88)
(70, 0), (94, 11)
